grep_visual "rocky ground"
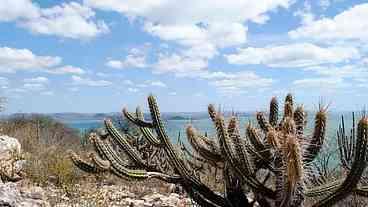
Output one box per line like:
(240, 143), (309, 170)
(0, 135), (193, 207)
(0, 180), (192, 207)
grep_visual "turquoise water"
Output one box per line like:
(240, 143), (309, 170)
(63, 112), (356, 147)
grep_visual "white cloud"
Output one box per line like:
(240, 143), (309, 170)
(23, 2), (109, 39)
(293, 1), (315, 25)
(0, 47), (61, 73)
(106, 48), (148, 69)
(0, 1), (108, 39)
(87, 0), (293, 76)
(169, 92), (177, 96)
(149, 81), (166, 87)
(293, 77), (349, 89)
(319, 0), (331, 10)
(71, 76), (112, 87)
(303, 62), (368, 84)
(0, 0), (39, 21)
(202, 71), (273, 95)
(289, 3), (368, 41)
(47, 65), (85, 75)
(24, 76), (49, 83)
(127, 87), (139, 93)
(0, 47), (86, 75)
(226, 43), (359, 68)
(153, 53), (208, 76)
(85, 0), (292, 26)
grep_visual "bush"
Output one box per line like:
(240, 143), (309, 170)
(1, 114), (84, 187)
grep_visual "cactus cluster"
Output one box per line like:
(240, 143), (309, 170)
(70, 94), (368, 206)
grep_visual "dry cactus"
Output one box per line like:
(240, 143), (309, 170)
(70, 94), (368, 207)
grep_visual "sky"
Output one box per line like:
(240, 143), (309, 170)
(0, 0), (367, 113)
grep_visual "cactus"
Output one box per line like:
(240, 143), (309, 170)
(70, 94), (368, 206)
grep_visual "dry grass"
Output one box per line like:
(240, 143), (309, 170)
(1, 114), (85, 187)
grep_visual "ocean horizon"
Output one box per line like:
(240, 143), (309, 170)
(54, 111), (358, 148)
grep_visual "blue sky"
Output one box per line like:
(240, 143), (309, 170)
(0, 0), (367, 113)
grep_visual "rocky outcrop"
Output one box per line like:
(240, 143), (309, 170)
(0, 182), (50, 207)
(0, 135), (25, 182)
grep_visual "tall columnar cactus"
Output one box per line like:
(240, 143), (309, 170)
(70, 94), (368, 207)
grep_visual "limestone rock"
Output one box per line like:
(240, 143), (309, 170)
(0, 135), (25, 182)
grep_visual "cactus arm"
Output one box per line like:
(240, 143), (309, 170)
(256, 112), (272, 133)
(69, 151), (107, 173)
(215, 114), (276, 199)
(246, 123), (267, 152)
(93, 133), (182, 182)
(135, 107), (162, 146)
(139, 126), (162, 146)
(147, 95), (192, 177)
(104, 119), (146, 168)
(123, 108), (154, 128)
(305, 179), (344, 197)
(280, 134), (305, 207)
(354, 186), (368, 197)
(304, 108), (327, 163)
(243, 143), (275, 172)
(313, 117), (368, 207)
(89, 152), (111, 170)
(337, 113), (355, 170)
(283, 102), (294, 119)
(186, 126), (223, 163)
(228, 117), (254, 174)
(269, 97), (279, 127)
(285, 93), (294, 107)
(147, 96), (230, 206)
(246, 123), (273, 169)
(91, 133), (149, 180)
(294, 105), (306, 139)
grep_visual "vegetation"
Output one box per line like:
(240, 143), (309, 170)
(1, 115), (84, 187)
(71, 94), (368, 207)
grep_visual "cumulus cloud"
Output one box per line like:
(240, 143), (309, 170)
(84, 0), (292, 26)
(149, 81), (166, 87)
(289, 3), (368, 41)
(106, 48), (147, 69)
(87, 0), (293, 77)
(47, 65), (85, 75)
(293, 77), (349, 89)
(0, 0), (39, 21)
(71, 75), (112, 87)
(226, 43), (359, 68)
(153, 54), (208, 76)
(0, 1), (108, 39)
(127, 87), (139, 93)
(0, 47), (85, 75)
(0, 47), (61, 73)
(200, 71), (273, 95)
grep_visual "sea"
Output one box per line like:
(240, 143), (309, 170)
(61, 111), (358, 148)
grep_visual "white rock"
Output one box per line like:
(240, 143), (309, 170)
(0, 182), (50, 207)
(0, 135), (21, 159)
